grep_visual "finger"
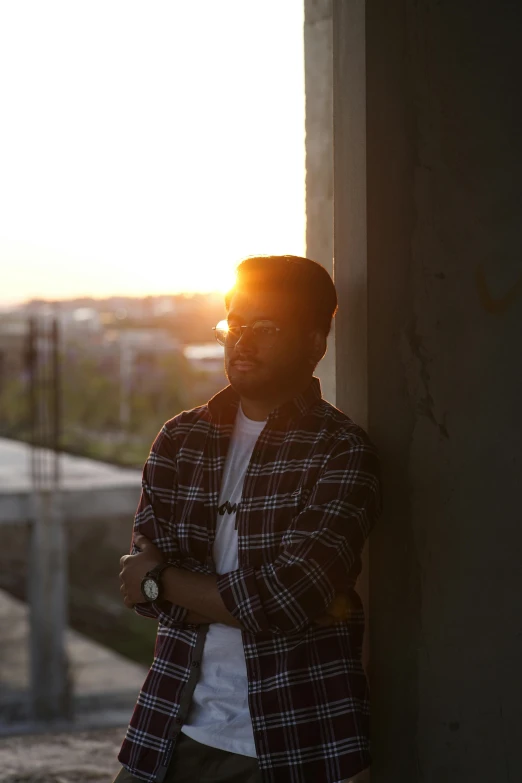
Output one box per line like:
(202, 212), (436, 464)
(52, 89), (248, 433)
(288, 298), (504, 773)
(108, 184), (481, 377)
(133, 534), (150, 550)
(120, 554), (129, 567)
(120, 582), (134, 608)
(327, 594), (350, 618)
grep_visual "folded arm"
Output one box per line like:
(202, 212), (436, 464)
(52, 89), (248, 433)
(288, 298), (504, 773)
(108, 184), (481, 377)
(215, 434), (381, 635)
(159, 563), (354, 629)
(160, 434), (381, 635)
(127, 426), (380, 634)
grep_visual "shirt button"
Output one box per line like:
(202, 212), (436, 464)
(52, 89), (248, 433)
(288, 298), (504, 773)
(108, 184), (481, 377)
(192, 661), (200, 668)
(175, 717), (183, 724)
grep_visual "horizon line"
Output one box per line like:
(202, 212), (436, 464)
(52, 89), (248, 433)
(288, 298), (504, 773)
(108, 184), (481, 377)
(0, 290), (227, 308)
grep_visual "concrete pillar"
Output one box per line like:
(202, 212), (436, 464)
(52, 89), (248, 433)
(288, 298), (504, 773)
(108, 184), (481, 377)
(331, 0), (370, 707)
(332, 0), (522, 779)
(304, 0), (335, 405)
(28, 490), (71, 722)
(332, 0), (367, 428)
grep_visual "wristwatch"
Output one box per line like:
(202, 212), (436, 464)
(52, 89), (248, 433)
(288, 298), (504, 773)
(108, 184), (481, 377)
(140, 562), (173, 602)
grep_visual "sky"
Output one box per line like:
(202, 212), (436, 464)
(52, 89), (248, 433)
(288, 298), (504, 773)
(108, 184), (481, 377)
(0, 1), (305, 304)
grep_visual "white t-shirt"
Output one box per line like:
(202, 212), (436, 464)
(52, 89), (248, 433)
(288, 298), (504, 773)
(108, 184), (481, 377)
(181, 405), (265, 757)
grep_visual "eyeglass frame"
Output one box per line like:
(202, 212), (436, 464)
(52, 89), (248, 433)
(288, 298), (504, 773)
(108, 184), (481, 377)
(212, 320), (282, 347)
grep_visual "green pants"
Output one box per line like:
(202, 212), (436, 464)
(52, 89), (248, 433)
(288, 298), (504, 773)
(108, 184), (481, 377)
(113, 731), (263, 782)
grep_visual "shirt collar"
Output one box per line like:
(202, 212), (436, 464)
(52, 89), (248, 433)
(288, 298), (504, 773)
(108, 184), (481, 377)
(207, 377), (322, 427)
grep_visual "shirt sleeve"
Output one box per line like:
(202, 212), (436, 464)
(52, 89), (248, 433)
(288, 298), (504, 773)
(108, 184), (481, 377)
(216, 433), (382, 635)
(131, 423), (188, 627)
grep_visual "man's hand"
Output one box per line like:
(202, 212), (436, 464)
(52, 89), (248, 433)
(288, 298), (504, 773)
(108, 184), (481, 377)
(313, 593), (351, 627)
(119, 533), (165, 608)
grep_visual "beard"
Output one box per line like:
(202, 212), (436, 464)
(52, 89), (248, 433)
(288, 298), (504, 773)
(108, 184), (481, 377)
(225, 353), (310, 401)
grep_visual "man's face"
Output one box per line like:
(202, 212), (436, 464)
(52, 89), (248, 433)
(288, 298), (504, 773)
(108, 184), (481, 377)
(224, 290), (314, 400)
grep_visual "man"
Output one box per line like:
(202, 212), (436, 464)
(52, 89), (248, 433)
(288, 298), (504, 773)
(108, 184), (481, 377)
(115, 256), (381, 783)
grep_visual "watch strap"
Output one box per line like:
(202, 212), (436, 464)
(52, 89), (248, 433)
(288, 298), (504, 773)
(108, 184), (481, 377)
(146, 561), (174, 582)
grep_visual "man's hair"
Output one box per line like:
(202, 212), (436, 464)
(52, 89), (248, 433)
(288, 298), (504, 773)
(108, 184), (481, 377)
(225, 255), (338, 336)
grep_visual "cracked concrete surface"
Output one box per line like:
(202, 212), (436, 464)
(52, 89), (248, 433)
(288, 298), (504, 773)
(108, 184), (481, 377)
(0, 727), (125, 782)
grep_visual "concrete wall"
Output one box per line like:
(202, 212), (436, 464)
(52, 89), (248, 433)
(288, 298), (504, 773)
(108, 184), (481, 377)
(332, 0), (522, 780)
(304, 0), (336, 405)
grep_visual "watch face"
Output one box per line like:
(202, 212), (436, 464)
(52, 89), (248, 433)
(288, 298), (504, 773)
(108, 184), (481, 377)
(142, 577), (159, 601)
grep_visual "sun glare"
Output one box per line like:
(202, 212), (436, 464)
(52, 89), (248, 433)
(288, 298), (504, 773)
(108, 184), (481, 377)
(0, 1), (305, 304)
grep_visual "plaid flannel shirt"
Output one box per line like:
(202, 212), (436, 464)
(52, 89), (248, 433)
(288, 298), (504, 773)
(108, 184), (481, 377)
(118, 378), (381, 783)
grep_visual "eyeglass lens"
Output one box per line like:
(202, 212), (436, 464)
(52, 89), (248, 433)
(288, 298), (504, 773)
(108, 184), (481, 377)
(214, 321), (278, 347)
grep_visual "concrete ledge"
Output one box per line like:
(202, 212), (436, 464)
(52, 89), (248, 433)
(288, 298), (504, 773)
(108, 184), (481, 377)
(0, 486), (141, 524)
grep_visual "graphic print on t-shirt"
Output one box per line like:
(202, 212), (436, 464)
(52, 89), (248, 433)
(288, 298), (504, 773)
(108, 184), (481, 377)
(218, 499), (240, 518)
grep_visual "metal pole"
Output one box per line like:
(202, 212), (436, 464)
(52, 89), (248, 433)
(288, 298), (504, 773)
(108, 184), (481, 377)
(27, 318), (37, 485)
(119, 337), (132, 430)
(52, 318), (61, 487)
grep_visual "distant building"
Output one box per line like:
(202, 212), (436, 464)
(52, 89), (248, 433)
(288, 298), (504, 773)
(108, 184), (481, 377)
(183, 343), (224, 374)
